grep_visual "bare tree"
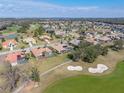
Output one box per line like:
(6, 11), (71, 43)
(0, 62), (28, 92)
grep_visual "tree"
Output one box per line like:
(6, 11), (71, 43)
(20, 36), (23, 39)
(71, 49), (81, 62)
(94, 44), (103, 56)
(79, 35), (85, 40)
(112, 39), (124, 51)
(37, 26), (44, 35)
(34, 26), (44, 37)
(101, 47), (108, 56)
(79, 41), (91, 49)
(49, 30), (55, 38)
(69, 40), (108, 63)
(25, 53), (31, 60)
(0, 44), (2, 50)
(82, 46), (98, 63)
(17, 25), (28, 33)
(15, 37), (18, 42)
(0, 62), (21, 91)
(34, 31), (38, 37)
(1, 38), (5, 42)
(30, 67), (40, 83)
(21, 46), (25, 49)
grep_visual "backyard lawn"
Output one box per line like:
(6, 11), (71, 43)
(18, 53), (70, 74)
(44, 61), (124, 93)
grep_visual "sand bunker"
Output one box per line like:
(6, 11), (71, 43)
(67, 66), (83, 71)
(88, 64), (108, 74)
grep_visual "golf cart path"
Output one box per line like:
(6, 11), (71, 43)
(12, 60), (72, 93)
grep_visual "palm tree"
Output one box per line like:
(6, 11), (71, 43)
(30, 67), (40, 85)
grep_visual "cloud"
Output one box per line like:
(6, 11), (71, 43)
(0, 4), (3, 8)
(0, 0), (99, 17)
(6, 0), (98, 11)
(0, 0), (123, 17)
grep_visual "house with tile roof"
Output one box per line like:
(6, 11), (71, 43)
(5, 51), (27, 66)
(2, 39), (17, 49)
(69, 39), (80, 46)
(98, 36), (111, 43)
(50, 43), (68, 53)
(23, 37), (36, 44)
(31, 47), (52, 59)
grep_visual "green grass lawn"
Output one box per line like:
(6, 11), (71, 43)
(32, 53), (70, 73)
(18, 53), (70, 75)
(44, 61), (124, 93)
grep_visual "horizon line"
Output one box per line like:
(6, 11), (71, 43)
(0, 17), (124, 19)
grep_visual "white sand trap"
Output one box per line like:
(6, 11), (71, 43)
(67, 66), (83, 71)
(88, 64), (108, 74)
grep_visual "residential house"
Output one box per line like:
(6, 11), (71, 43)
(23, 37), (36, 44)
(2, 39), (17, 49)
(31, 47), (52, 59)
(55, 31), (66, 37)
(23, 37), (36, 47)
(98, 36), (111, 43)
(69, 39), (80, 46)
(85, 37), (98, 45)
(50, 43), (68, 53)
(5, 51), (27, 66)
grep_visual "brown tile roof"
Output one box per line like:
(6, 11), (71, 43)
(2, 39), (17, 48)
(5, 52), (23, 64)
(31, 47), (52, 57)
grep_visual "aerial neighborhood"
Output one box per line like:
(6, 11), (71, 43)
(0, 18), (124, 93)
(0, 0), (124, 93)
(0, 20), (124, 65)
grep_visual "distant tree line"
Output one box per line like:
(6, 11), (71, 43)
(86, 18), (124, 25)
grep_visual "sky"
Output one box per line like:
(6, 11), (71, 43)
(0, 0), (124, 18)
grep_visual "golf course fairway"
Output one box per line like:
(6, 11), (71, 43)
(44, 62), (124, 93)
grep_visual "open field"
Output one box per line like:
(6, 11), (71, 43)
(17, 53), (70, 74)
(44, 61), (124, 93)
(21, 50), (124, 93)
(0, 53), (70, 93)
(2, 50), (124, 93)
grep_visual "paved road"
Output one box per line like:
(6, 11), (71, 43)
(0, 44), (44, 56)
(0, 41), (58, 56)
(12, 60), (72, 93)
(0, 39), (60, 56)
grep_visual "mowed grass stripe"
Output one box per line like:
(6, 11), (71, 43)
(44, 61), (124, 93)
